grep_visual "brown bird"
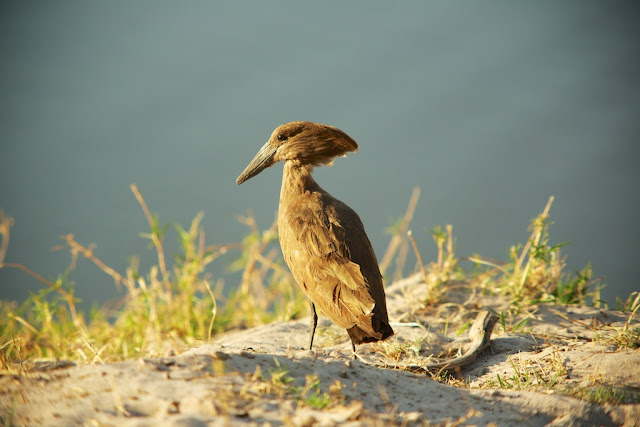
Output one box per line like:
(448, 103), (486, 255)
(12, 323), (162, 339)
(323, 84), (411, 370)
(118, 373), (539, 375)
(236, 121), (394, 351)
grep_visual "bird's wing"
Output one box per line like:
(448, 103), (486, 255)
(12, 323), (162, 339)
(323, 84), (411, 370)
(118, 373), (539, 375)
(284, 202), (379, 333)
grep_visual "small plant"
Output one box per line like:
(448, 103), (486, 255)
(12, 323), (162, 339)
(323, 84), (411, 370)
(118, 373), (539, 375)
(300, 374), (331, 409)
(487, 351), (568, 391)
(503, 197), (568, 303)
(617, 291), (640, 313)
(594, 327), (640, 349)
(267, 357), (295, 396)
(245, 361), (342, 410)
(375, 335), (428, 364)
(406, 223), (463, 307)
(553, 262), (596, 305)
(469, 196), (603, 309)
(490, 308), (533, 334)
(570, 385), (628, 405)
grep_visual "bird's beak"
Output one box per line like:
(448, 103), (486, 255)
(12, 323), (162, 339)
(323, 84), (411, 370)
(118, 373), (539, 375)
(236, 141), (278, 185)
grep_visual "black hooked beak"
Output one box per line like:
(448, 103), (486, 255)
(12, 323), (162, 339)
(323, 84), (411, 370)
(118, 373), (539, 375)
(236, 141), (278, 185)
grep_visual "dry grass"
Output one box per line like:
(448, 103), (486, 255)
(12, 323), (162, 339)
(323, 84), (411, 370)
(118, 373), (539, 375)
(1, 187), (637, 414)
(0, 184), (305, 366)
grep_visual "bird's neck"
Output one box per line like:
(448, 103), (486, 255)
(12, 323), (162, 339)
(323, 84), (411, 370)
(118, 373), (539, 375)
(280, 161), (319, 203)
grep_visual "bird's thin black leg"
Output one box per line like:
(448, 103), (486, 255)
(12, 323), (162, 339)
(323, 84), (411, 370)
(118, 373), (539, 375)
(351, 341), (356, 353)
(309, 301), (318, 350)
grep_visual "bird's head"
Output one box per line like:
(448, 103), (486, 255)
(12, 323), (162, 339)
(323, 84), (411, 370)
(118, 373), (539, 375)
(236, 121), (358, 185)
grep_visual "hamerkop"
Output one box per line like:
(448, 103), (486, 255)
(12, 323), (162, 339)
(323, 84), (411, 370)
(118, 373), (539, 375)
(236, 121), (394, 351)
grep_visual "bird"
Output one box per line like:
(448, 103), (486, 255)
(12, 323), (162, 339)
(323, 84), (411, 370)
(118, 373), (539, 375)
(236, 121), (394, 351)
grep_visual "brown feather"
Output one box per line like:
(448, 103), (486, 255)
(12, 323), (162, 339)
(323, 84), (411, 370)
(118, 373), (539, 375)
(237, 121), (394, 346)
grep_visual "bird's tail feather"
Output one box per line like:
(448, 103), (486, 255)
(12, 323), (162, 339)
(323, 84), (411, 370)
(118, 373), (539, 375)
(347, 323), (394, 345)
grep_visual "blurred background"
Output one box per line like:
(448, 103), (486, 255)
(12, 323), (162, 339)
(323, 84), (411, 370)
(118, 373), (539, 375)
(1, 2), (638, 310)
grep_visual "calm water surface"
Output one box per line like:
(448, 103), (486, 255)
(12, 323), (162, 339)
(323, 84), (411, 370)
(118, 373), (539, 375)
(1, 2), (639, 308)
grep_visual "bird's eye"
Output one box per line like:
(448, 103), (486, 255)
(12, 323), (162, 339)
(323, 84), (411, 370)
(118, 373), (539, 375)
(277, 134), (288, 141)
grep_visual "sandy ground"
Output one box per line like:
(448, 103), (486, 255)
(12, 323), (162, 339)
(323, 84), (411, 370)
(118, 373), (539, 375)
(1, 274), (639, 426)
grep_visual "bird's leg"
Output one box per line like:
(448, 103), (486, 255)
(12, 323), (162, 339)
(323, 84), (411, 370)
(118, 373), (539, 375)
(308, 301), (318, 350)
(351, 341), (356, 353)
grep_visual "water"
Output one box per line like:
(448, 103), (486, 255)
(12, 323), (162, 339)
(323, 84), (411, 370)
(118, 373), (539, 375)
(1, 2), (639, 309)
